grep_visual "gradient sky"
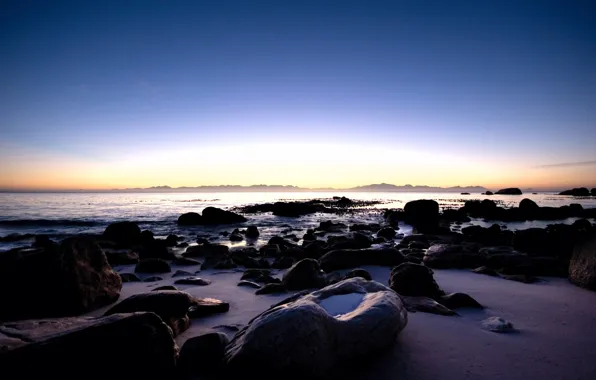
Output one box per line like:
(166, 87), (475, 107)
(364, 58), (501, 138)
(1, 0), (595, 190)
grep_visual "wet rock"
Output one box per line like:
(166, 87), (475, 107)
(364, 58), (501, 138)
(479, 246), (530, 269)
(400, 234), (429, 245)
(143, 276), (163, 282)
(404, 199), (439, 233)
(165, 234), (181, 247)
(519, 198), (539, 210)
(569, 235), (596, 290)
(245, 225), (260, 238)
(423, 244), (466, 268)
(342, 268), (372, 281)
(501, 274), (540, 283)
(105, 250), (140, 266)
(188, 298), (230, 318)
(172, 257), (201, 266)
(0, 312), (178, 379)
(592, 188), (596, 196)
(178, 332), (230, 378)
(104, 290), (196, 336)
(461, 224), (513, 246)
(226, 278), (408, 379)
(349, 223), (381, 232)
(316, 221), (347, 232)
(481, 316), (515, 333)
(408, 240), (429, 249)
(229, 231), (244, 242)
(495, 188), (522, 195)
(178, 207), (247, 225)
(0, 237), (122, 321)
(472, 266), (499, 276)
(241, 269), (271, 280)
(103, 221), (141, 246)
(319, 248), (406, 271)
(282, 258), (326, 291)
(174, 277), (211, 286)
(135, 258), (171, 273)
(402, 296), (457, 316)
(183, 243), (229, 257)
(272, 256), (295, 269)
(177, 242), (189, 248)
(439, 292), (483, 309)
(255, 283), (287, 295)
(377, 227), (397, 239)
(152, 285), (178, 291)
(389, 262), (444, 298)
(325, 272), (343, 285)
(172, 270), (194, 277)
(238, 280), (262, 289)
(119, 272), (141, 282)
(270, 201), (325, 217)
(326, 232), (373, 250)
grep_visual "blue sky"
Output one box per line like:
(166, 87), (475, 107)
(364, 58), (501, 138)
(1, 0), (595, 190)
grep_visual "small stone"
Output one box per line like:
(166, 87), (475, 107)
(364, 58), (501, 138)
(238, 280), (262, 289)
(188, 298), (230, 318)
(174, 277), (211, 286)
(481, 317), (515, 333)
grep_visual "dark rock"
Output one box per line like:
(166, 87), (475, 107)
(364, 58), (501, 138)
(245, 225), (260, 238)
(177, 242), (189, 248)
(377, 227), (397, 239)
(229, 232), (244, 242)
(272, 256), (295, 269)
(143, 276), (163, 282)
(389, 262), (444, 298)
(408, 240), (429, 249)
(316, 221), (347, 232)
(135, 258), (171, 274)
(592, 188), (596, 196)
(178, 207), (247, 225)
(402, 296), (457, 316)
(174, 277), (211, 286)
(319, 248), (405, 271)
(133, 237), (174, 260)
(282, 258), (326, 291)
(404, 199), (439, 233)
(260, 244), (282, 256)
(519, 198), (539, 210)
(255, 283), (287, 295)
(105, 250), (140, 266)
(0, 313), (178, 380)
(153, 285), (178, 291)
(238, 280), (262, 289)
(400, 234), (429, 245)
(183, 243), (229, 257)
(342, 268), (372, 281)
(0, 233), (34, 242)
(271, 201), (325, 217)
(164, 234), (181, 247)
(485, 191), (494, 195)
(383, 209), (403, 227)
(559, 187), (590, 196)
(326, 232), (372, 250)
(439, 292), (483, 309)
(350, 223), (381, 232)
(172, 257), (201, 266)
(241, 269), (271, 281)
(479, 246), (530, 269)
(0, 237), (122, 321)
(188, 298), (230, 318)
(103, 221), (141, 246)
(472, 266), (499, 276)
(495, 188), (523, 195)
(178, 332), (230, 378)
(569, 235), (596, 290)
(501, 274), (540, 283)
(173, 270), (194, 277)
(104, 290), (196, 336)
(119, 272), (141, 282)
(461, 224), (513, 246)
(424, 244), (480, 269)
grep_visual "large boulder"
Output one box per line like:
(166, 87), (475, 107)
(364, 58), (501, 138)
(178, 207), (247, 225)
(569, 235), (596, 290)
(559, 187), (590, 196)
(403, 199), (439, 233)
(0, 312), (177, 380)
(495, 188), (522, 195)
(178, 212), (203, 225)
(224, 278), (407, 379)
(389, 262), (444, 298)
(319, 248), (406, 272)
(282, 258), (326, 290)
(592, 188), (596, 196)
(102, 221), (142, 246)
(178, 331), (230, 378)
(104, 291), (195, 336)
(519, 198), (539, 211)
(0, 237), (122, 321)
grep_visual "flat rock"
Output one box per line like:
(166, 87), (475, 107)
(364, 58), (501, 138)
(481, 316), (515, 333)
(188, 298), (230, 318)
(174, 276), (212, 286)
(440, 292), (483, 309)
(402, 296), (457, 316)
(255, 283), (287, 295)
(238, 280), (261, 289)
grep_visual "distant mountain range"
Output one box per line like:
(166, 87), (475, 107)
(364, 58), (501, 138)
(105, 183), (489, 193)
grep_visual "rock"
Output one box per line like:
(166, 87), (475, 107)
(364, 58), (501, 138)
(495, 188), (522, 195)
(229, 232), (244, 242)
(172, 257), (201, 266)
(270, 201), (324, 217)
(255, 283), (287, 295)
(326, 232), (372, 250)
(350, 223), (381, 232)
(105, 250), (140, 266)
(319, 248), (406, 271)
(241, 269), (271, 280)
(173, 270), (194, 277)
(325, 272), (343, 285)
(439, 292), (483, 309)
(178, 212), (204, 225)
(403, 199), (440, 233)
(342, 268), (372, 281)
(238, 280), (262, 289)
(0, 312), (178, 379)
(120, 272), (141, 282)
(481, 316), (515, 333)
(282, 258), (326, 291)
(143, 276), (163, 282)
(485, 191), (494, 195)
(135, 258), (171, 273)
(479, 246), (530, 270)
(423, 244), (470, 269)
(0, 237), (122, 321)
(501, 274), (540, 283)
(225, 278), (408, 379)
(102, 221), (141, 246)
(165, 234), (181, 247)
(104, 290), (195, 336)
(472, 266), (499, 276)
(569, 235), (596, 290)
(272, 256), (295, 269)
(245, 225), (260, 238)
(400, 234), (429, 245)
(153, 285), (178, 291)
(188, 298), (230, 318)
(184, 243), (229, 257)
(389, 263), (444, 298)
(174, 277), (211, 286)
(559, 187), (591, 196)
(402, 296), (457, 316)
(178, 332), (230, 378)
(376, 227), (397, 239)
(202, 207), (247, 224)
(519, 198), (539, 210)
(592, 188), (596, 196)
(0, 233), (34, 242)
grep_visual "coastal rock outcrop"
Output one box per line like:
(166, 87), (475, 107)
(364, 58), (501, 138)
(319, 248), (406, 271)
(569, 235), (596, 290)
(559, 187), (591, 196)
(0, 236), (122, 321)
(282, 258), (326, 290)
(0, 312), (178, 380)
(178, 207), (247, 225)
(495, 188), (522, 195)
(225, 277), (408, 379)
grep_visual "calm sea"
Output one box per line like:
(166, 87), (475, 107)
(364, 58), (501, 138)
(1, 191), (595, 250)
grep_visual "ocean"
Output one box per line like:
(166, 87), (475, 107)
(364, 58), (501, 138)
(1, 191), (595, 251)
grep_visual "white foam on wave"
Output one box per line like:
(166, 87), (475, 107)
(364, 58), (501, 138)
(318, 293), (365, 317)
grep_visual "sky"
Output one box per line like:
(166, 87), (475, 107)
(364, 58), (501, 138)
(1, 0), (595, 191)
